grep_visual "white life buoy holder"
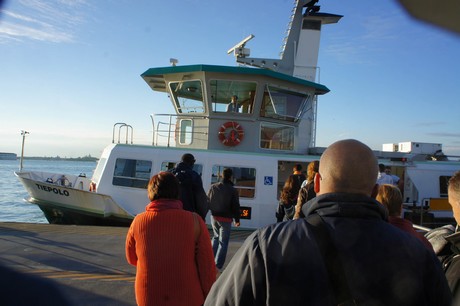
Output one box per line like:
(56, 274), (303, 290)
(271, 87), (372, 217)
(218, 121), (244, 146)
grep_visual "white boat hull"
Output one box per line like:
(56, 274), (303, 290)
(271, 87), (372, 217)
(15, 171), (133, 226)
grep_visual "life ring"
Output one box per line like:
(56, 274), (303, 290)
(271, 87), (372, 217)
(218, 121), (244, 146)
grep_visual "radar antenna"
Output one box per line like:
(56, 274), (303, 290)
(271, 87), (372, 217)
(227, 34), (255, 57)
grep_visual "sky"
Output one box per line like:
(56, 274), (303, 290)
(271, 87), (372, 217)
(1, 0), (459, 158)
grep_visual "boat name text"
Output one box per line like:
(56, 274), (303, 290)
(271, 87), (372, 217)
(35, 184), (70, 196)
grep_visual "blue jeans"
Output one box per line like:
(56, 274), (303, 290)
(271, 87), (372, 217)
(211, 216), (232, 270)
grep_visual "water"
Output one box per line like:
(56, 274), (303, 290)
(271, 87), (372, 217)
(0, 159), (96, 223)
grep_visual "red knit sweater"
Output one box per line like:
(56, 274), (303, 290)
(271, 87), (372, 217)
(126, 199), (216, 306)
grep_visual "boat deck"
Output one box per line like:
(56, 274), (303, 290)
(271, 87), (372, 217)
(0, 222), (253, 305)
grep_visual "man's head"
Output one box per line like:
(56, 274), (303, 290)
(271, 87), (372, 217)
(223, 168), (233, 180)
(379, 163), (386, 173)
(315, 139), (378, 196)
(448, 170), (460, 224)
(231, 95), (238, 103)
(181, 153), (196, 166)
(293, 164), (302, 173)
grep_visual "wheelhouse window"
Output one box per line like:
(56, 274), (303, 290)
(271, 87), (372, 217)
(161, 161), (203, 176)
(211, 165), (256, 198)
(210, 80), (257, 114)
(169, 80), (205, 114)
(113, 159), (152, 189)
(260, 123), (294, 150)
(260, 85), (311, 122)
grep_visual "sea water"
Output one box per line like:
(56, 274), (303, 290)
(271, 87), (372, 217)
(0, 159), (96, 223)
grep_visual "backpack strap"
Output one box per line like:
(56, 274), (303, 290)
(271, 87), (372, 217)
(306, 214), (357, 306)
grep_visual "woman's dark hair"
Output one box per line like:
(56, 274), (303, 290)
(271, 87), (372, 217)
(280, 174), (301, 205)
(148, 171), (180, 201)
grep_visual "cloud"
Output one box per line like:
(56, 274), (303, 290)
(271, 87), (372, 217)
(0, 0), (89, 43)
(413, 121), (446, 127)
(426, 132), (460, 138)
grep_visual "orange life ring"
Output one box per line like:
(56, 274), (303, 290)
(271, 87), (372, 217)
(218, 121), (244, 146)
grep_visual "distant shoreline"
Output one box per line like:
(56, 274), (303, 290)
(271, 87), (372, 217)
(21, 156), (98, 162)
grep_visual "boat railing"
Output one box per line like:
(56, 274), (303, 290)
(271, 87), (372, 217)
(413, 223), (432, 233)
(149, 114), (208, 147)
(112, 122), (133, 144)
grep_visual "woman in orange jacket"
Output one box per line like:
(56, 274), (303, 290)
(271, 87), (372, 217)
(126, 171), (216, 306)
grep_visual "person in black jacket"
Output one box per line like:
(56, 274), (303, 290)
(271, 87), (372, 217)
(427, 170), (460, 304)
(205, 139), (452, 306)
(276, 175), (301, 222)
(170, 153), (209, 220)
(208, 168), (240, 272)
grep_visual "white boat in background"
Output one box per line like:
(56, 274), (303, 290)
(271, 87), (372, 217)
(15, 0), (460, 229)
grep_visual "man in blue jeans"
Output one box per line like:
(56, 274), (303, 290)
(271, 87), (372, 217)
(207, 168), (240, 272)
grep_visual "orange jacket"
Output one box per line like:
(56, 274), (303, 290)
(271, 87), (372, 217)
(126, 199), (216, 306)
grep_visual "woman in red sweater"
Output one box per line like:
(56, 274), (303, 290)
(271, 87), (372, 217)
(126, 171), (216, 306)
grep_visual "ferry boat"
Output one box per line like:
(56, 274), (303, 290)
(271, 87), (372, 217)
(15, 0), (460, 228)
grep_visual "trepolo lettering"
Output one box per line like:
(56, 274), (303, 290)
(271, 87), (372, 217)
(35, 183), (70, 197)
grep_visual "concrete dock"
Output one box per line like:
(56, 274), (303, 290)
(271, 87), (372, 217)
(0, 222), (252, 305)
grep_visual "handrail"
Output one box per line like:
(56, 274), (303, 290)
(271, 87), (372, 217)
(413, 224), (432, 233)
(150, 113), (208, 147)
(112, 122), (133, 144)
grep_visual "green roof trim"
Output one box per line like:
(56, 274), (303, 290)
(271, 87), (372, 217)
(141, 64), (329, 94)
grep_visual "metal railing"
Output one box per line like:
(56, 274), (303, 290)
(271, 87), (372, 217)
(112, 123), (133, 144)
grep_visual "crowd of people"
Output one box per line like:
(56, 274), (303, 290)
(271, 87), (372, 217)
(122, 141), (460, 305)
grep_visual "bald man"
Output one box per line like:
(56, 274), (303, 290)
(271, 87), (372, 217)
(205, 139), (451, 306)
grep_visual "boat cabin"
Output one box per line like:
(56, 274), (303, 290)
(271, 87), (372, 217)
(142, 65), (329, 154)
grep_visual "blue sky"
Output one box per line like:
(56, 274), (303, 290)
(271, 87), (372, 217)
(1, 0), (459, 158)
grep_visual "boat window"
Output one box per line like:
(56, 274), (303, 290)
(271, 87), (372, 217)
(210, 80), (257, 114)
(260, 123), (294, 150)
(112, 159), (152, 189)
(211, 165), (256, 198)
(260, 85), (311, 122)
(439, 176), (451, 197)
(179, 119), (193, 145)
(161, 161), (203, 177)
(169, 80), (205, 114)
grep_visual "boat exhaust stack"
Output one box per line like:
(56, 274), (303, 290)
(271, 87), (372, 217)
(230, 0), (342, 83)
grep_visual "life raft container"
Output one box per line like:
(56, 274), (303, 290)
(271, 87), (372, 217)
(218, 121), (244, 146)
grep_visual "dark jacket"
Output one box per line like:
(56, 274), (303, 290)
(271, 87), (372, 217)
(208, 179), (240, 223)
(426, 225), (460, 304)
(275, 197), (296, 222)
(205, 193), (452, 306)
(170, 162), (209, 220)
(444, 231), (460, 305)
